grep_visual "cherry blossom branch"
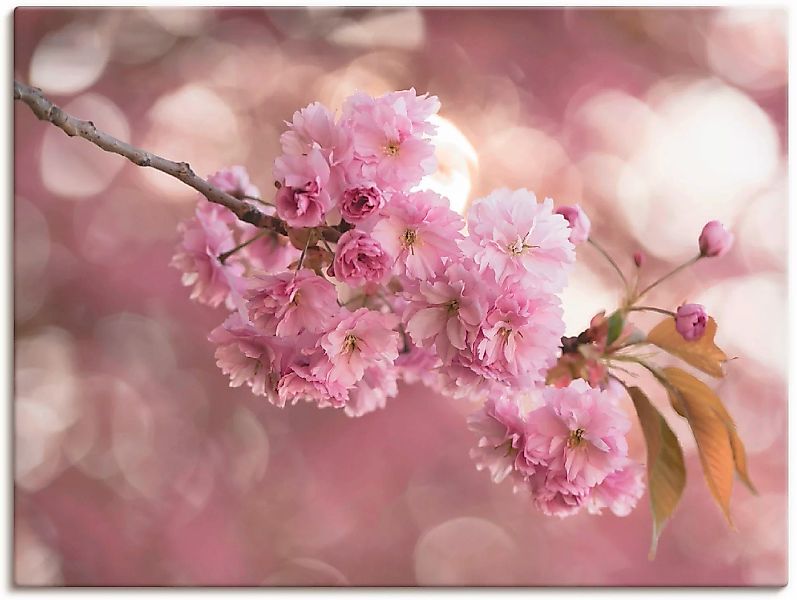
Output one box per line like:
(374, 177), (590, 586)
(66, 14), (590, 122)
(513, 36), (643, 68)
(13, 79), (287, 235)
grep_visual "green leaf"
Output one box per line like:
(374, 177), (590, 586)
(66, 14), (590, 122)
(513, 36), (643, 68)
(627, 386), (686, 559)
(661, 367), (739, 526)
(606, 310), (625, 347)
(647, 317), (728, 378)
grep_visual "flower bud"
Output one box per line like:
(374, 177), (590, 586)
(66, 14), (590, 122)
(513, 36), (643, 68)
(341, 186), (384, 224)
(675, 303), (708, 341)
(555, 204), (591, 245)
(699, 221), (734, 257)
(333, 230), (390, 286)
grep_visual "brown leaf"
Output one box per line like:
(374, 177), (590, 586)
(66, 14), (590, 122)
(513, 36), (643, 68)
(662, 367), (740, 526)
(648, 317), (728, 378)
(627, 386), (686, 559)
(287, 227), (320, 251)
(664, 367), (756, 495)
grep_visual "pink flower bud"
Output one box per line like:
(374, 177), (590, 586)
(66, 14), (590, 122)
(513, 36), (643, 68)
(699, 220), (734, 257)
(341, 186), (385, 224)
(675, 303), (708, 341)
(333, 230), (390, 286)
(555, 204), (591, 245)
(633, 251), (645, 268)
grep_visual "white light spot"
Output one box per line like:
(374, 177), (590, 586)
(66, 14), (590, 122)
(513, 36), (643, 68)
(328, 8), (425, 49)
(30, 22), (110, 95)
(414, 517), (517, 585)
(624, 79), (779, 261)
(40, 94), (130, 199)
(424, 115), (478, 216)
(696, 273), (787, 377)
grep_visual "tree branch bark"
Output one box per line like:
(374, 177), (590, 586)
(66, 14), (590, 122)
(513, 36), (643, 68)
(13, 79), (287, 235)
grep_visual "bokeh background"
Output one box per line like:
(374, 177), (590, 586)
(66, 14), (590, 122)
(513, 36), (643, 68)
(13, 7), (788, 586)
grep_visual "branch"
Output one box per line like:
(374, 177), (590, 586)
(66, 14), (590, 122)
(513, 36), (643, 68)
(13, 80), (287, 235)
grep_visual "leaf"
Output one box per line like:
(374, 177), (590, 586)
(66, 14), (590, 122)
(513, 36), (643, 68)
(663, 367), (756, 495)
(627, 386), (686, 559)
(661, 367), (740, 526)
(605, 310), (625, 347)
(729, 432), (757, 495)
(287, 227), (319, 251)
(647, 317), (728, 378)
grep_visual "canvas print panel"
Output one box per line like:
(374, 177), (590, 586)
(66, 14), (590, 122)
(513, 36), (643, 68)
(13, 7), (787, 587)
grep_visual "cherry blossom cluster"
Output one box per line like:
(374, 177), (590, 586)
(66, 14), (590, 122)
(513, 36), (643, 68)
(171, 88), (737, 523)
(172, 89), (575, 415)
(468, 381), (644, 518)
(12, 72), (748, 544)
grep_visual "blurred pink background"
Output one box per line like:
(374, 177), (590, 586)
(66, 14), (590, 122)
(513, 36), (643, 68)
(13, 7), (787, 586)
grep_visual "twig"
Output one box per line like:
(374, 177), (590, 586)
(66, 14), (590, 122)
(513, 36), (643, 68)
(218, 230), (269, 264)
(587, 238), (629, 293)
(295, 232), (312, 271)
(13, 79), (287, 235)
(626, 306), (675, 317)
(635, 254), (701, 300)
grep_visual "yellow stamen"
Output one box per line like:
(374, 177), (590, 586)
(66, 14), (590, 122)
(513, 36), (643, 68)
(343, 333), (359, 353)
(507, 240), (525, 255)
(385, 140), (400, 156)
(401, 229), (417, 249)
(567, 428), (585, 448)
(507, 237), (538, 256)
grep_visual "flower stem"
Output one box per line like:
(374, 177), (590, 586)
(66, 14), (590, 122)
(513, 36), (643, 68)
(295, 232), (313, 271)
(636, 255), (701, 300)
(626, 306), (676, 317)
(588, 238), (629, 294)
(218, 231), (268, 264)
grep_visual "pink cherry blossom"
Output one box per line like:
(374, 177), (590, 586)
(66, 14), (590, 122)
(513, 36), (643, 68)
(245, 269), (339, 336)
(467, 396), (526, 484)
(555, 204), (591, 245)
(462, 188), (575, 291)
(240, 231), (300, 274)
(475, 287), (565, 386)
(528, 472), (590, 518)
(371, 190), (464, 280)
(209, 313), (293, 401)
(274, 148), (333, 227)
(340, 185), (385, 224)
(524, 379), (630, 489)
(279, 102), (352, 164)
(277, 353), (350, 409)
(439, 358), (511, 403)
(381, 88), (441, 136)
(586, 460), (645, 517)
(207, 165), (260, 200)
(171, 201), (247, 311)
(344, 363), (399, 418)
(404, 261), (486, 364)
(333, 230), (391, 286)
(674, 303), (708, 341)
(698, 220), (734, 258)
(319, 308), (400, 387)
(342, 91), (437, 191)
(394, 341), (443, 388)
